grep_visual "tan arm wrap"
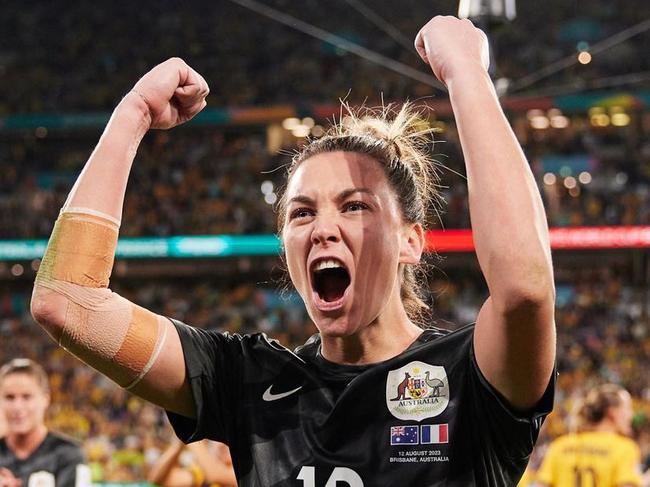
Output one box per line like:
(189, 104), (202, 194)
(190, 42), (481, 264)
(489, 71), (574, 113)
(35, 209), (166, 389)
(61, 207), (122, 226)
(64, 296), (167, 389)
(37, 211), (119, 287)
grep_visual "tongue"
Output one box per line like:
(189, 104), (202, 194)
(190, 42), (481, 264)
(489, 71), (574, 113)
(320, 272), (348, 302)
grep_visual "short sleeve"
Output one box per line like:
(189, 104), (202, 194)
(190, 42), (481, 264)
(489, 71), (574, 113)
(468, 343), (556, 461)
(613, 441), (643, 486)
(56, 445), (91, 487)
(166, 320), (245, 445)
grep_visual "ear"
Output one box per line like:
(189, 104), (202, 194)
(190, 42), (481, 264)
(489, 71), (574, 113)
(605, 405), (617, 422)
(399, 222), (425, 265)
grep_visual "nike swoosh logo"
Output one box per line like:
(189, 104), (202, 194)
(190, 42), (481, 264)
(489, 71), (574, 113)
(262, 385), (303, 402)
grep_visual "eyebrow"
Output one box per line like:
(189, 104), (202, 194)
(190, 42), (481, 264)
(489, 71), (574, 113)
(287, 188), (376, 206)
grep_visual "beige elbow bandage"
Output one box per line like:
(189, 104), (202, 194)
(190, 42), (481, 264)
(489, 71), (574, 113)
(37, 211), (118, 287)
(35, 210), (167, 389)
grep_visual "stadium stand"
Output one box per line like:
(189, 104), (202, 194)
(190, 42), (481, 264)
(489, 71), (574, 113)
(2, 0), (650, 483)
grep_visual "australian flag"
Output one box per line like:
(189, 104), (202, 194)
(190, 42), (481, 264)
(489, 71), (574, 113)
(390, 425), (419, 445)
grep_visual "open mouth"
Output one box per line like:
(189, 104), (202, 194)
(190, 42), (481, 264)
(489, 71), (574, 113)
(311, 259), (351, 303)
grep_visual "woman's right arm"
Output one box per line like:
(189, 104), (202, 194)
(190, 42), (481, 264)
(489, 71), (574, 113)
(30, 58), (209, 417)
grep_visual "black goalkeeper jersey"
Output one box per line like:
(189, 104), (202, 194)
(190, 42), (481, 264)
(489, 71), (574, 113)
(0, 432), (90, 487)
(167, 321), (554, 487)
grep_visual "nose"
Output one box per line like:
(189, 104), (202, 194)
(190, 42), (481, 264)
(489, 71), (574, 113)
(310, 215), (341, 246)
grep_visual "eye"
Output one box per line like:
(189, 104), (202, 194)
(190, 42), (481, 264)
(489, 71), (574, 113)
(289, 207), (315, 220)
(343, 201), (369, 212)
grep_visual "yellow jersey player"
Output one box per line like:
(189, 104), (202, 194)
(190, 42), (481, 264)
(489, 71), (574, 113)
(536, 384), (642, 487)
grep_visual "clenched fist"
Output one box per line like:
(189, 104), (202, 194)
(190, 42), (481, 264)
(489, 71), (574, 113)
(415, 16), (490, 87)
(0, 468), (20, 487)
(129, 57), (210, 130)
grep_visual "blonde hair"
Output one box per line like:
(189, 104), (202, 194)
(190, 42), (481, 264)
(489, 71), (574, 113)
(277, 102), (442, 321)
(0, 358), (50, 394)
(578, 383), (626, 428)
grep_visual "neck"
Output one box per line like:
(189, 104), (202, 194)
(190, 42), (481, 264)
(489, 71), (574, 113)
(320, 290), (423, 365)
(6, 425), (48, 459)
(588, 419), (619, 435)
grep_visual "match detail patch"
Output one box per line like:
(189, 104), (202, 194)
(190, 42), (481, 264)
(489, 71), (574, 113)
(389, 424), (449, 445)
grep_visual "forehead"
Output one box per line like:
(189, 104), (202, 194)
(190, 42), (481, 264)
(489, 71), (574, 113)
(287, 151), (391, 199)
(0, 373), (43, 393)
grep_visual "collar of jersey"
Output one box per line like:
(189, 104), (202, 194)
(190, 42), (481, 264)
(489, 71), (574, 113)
(297, 329), (446, 383)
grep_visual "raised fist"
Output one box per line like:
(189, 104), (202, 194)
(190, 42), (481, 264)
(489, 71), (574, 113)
(414, 16), (489, 86)
(0, 468), (20, 487)
(130, 57), (210, 130)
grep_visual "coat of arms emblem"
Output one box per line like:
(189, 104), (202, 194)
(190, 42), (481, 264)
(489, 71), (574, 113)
(386, 361), (449, 421)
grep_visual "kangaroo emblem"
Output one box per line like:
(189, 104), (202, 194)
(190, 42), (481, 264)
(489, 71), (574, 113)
(390, 372), (411, 401)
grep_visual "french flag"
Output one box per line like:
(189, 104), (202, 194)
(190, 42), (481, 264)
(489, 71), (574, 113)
(421, 424), (449, 444)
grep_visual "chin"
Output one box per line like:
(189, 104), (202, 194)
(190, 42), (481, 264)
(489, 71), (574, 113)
(312, 314), (361, 338)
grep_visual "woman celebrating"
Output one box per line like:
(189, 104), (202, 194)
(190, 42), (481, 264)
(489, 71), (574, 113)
(31, 16), (556, 486)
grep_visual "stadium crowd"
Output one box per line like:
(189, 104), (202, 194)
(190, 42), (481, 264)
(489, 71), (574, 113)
(3, 111), (650, 241)
(3, 0), (650, 483)
(1, 0), (648, 114)
(2, 0), (650, 242)
(1, 265), (650, 482)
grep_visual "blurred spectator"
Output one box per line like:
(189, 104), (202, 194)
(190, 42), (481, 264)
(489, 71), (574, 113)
(0, 358), (91, 486)
(536, 384), (642, 487)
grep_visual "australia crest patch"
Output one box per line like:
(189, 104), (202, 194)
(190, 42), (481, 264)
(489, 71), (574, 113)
(386, 360), (449, 421)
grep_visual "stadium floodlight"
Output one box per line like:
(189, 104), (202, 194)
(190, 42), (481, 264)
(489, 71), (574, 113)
(457, 0), (515, 81)
(458, 0), (516, 22)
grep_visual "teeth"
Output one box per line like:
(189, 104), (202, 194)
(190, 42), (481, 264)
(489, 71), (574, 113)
(313, 259), (344, 272)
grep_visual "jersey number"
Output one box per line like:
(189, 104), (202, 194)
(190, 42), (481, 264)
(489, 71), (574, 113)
(574, 466), (598, 487)
(297, 466), (364, 487)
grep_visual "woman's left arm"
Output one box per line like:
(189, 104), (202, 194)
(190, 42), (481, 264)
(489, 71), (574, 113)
(416, 16), (555, 410)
